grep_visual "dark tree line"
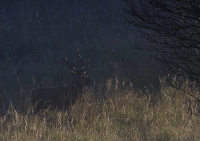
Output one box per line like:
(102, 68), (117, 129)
(123, 0), (200, 96)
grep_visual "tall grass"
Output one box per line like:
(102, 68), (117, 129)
(0, 79), (199, 141)
(1, 1), (198, 140)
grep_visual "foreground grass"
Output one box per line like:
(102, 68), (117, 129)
(0, 82), (199, 141)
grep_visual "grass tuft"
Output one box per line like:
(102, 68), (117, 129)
(0, 79), (199, 140)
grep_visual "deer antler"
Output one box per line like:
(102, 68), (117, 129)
(65, 58), (81, 74)
(76, 49), (89, 72)
(65, 49), (89, 75)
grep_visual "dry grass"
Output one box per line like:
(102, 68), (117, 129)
(0, 79), (200, 141)
(0, 2), (199, 140)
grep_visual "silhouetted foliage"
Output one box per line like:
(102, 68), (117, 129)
(123, 1), (200, 91)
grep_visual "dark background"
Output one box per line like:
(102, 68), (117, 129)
(0, 0), (160, 113)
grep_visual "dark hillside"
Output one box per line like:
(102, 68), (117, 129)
(0, 0), (160, 113)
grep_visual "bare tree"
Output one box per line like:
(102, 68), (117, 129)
(123, 1), (200, 92)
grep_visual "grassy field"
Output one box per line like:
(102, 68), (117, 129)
(0, 1), (200, 140)
(0, 78), (200, 141)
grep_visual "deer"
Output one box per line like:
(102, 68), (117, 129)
(31, 50), (95, 114)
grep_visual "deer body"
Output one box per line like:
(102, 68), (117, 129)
(32, 87), (79, 113)
(32, 50), (94, 114)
